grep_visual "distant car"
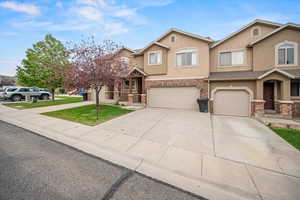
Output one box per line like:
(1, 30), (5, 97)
(3, 86), (51, 102)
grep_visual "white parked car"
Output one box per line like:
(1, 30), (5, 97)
(3, 86), (51, 101)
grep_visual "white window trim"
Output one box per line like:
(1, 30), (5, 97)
(275, 40), (298, 67)
(148, 50), (162, 65)
(218, 49), (246, 67)
(175, 48), (198, 67)
(251, 26), (261, 37)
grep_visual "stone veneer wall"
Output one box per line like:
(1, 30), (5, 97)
(251, 101), (265, 116)
(293, 102), (300, 118)
(145, 79), (208, 99)
(279, 102), (293, 117)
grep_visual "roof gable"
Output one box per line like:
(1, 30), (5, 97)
(258, 68), (295, 79)
(134, 42), (169, 55)
(249, 23), (300, 46)
(210, 19), (282, 48)
(134, 28), (213, 55)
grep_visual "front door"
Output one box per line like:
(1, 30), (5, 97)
(264, 82), (274, 110)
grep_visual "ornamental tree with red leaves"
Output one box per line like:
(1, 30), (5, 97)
(65, 38), (128, 119)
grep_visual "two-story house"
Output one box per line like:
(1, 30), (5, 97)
(90, 19), (300, 118)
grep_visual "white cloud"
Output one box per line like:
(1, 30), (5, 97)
(76, 0), (107, 7)
(74, 6), (103, 21)
(0, 31), (18, 36)
(135, 0), (176, 7)
(11, 20), (92, 32)
(104, 22), (128, 35)
(0, 1), (40, 16)
(112, 8), (136, 18)
(56, 1), (63, 8)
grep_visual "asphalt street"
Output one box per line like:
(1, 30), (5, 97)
(0, 120), (206, 200)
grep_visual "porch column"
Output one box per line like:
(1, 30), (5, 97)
(128, 77), (133, 105)
(141, 76), (147, 104)
(282, 79), (291, 101)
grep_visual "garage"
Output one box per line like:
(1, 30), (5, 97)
(147, 87), (200, 110)
(214, 90), (250, 117)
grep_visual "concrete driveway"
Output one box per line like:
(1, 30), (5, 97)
(84, 108), (300, 200)
(1, 104), (300, 200)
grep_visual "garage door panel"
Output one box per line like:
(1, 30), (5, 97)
(148, 87), (200, 110)
(214, 90), (250, 117)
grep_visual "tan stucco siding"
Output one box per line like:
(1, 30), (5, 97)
(210, 80), (256, 98)
(210, 24), (276, 73)
(146, 32), (210, 78)
(253, 28), (300, 71)
(132, 55), (144, 68)
(143, 45), (168, 75)
(118, 49), (144, 69)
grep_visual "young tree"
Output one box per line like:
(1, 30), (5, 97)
(16, 34), (69, 101)
(65, 38), (128, 119)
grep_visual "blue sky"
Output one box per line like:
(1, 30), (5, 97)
(0, 0), (300, 76)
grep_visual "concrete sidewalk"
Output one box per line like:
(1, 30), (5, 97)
(0, 104), (300, 200)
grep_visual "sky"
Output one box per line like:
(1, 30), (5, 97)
(0, 0), (300, 76)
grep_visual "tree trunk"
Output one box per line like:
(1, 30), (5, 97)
(51, 88), (55, 102)
(95, 88), (100, 120)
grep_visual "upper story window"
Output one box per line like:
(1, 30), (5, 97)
(176, 48), (197, 67)
(170, 35), (176, 43)
(219, 50), (244, 66)
(120, 57), (129, 64)
(276, 41), (298, 66)
(148, 51), (161, 65)
(251, 27), (261, 37)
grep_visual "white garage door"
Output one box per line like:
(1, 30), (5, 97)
(148, 87), (200, 110)
(214, 90), (250, 117)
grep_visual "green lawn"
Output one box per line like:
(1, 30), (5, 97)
(3, 96), (82, 109)
(271, 127), (300, 151)
(42, 104), (133, 126)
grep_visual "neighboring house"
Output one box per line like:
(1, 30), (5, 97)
(90, 19), (300, 118)
(0, 75), (16, 87)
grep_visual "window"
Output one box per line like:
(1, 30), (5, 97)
(176, 49), (197, 66)
(148, 51), (161, 65)
(7, 88), (17, 92)
(19, 88), (30, 92)
(291, 81), (300, 96)
(251, 27), (261, 37)
(124, 80), (136, 89)
(219, 50), (244, 66)
(170, 35), (176, 43)
(277, 43), (296, 65)
(120, 57), (129, 64)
